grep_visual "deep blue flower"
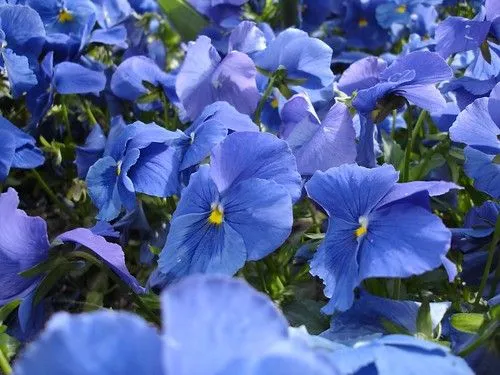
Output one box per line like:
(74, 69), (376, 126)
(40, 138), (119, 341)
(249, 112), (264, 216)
(253, 28), (334, 91)
(0, 4), (46, 97)
(279, 93), (357, 175)
(75, 124), (106, 179)
(26, 52), (107, 127)
(449, 82), (500, 199)
(0, 115), (44, 181)
(26, 0), (96, 37)
(342, 0), (390, 50)
(86, 119), (182, 221)
(157, 132), (301, 281)
(322, 292), (450, 345)
(188, 0), (247, 25)
(176, 35), (260, 121)
(305, 164), (458, 312)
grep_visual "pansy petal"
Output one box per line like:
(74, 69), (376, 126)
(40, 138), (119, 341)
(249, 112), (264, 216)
(464, 147), (500, 199)
(117, 148), (140, 211)
(0, 129), (15, 181)
(128, 143), (181, 198)
(86, 156), (122, 221)
(2, 49), (37, 98)
(397, 84), (448, 112)
(161, 275), (289, 375)
(338, 56), (386, 95)
(359, 195), (451, 280)
(14, 311), (162, 375)
(450, 97), (500, 155)
(210, 132), (302, 201)
(228, 20), (267, 55)
(0, 188), (49, 304)
(187, 101), (258, 133)
(223, 178), (293, 261)
(53, 62), (106, 95)
(56, 228), (144, 293)
(75, 125), (106, 179)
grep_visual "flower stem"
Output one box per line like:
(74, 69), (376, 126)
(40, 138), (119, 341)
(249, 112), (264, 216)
(402, 110), (427, 183)
(82, 99), (98, 126)
(60, 96), (73, 143)
(254, 74), (277, 131)
(475, 214), (500, 306)
(0, 348), (12, 375)
(31, 169), (78, 221)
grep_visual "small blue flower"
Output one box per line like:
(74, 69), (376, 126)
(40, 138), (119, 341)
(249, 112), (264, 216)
(253, 28), (334, 91)
(86, 119), (183, 221)
(305, 164), (459, 312)
(449, 82), (500, 199)
(158, 132), (301, 281)
(176, 35), (259, 121)
(0, 115), (44, 181)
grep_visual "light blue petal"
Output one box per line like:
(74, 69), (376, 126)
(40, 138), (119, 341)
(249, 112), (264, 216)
(53, 62), (106, 94)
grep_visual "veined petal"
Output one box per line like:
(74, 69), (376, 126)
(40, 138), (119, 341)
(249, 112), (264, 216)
(223, 178), (293, 261)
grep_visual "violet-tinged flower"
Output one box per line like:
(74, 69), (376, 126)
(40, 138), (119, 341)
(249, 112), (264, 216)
(341, 51), (452, 116)
(279, 93), (356, 175)
(176, 35), (259, 121)
(0, 115), (44, 181)
(449, 82), (500, 199)
(157, 132), (301, 282)
(305, 164), (459, 312)
(0, 4), (46, 98)
(322, 293), (450, 345)
(86, 119), (183, 221)
(253, 28), (334, 91)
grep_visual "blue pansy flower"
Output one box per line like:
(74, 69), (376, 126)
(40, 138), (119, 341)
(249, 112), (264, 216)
(228, 20), (267, 57)
(26, 0), (96, 37)
(91, 0), (132, 29)
(342, 0), (390, 50)
(175, 101), (258, 173)
(330, 334), (473, 375)
(449, 82), (500, 199)
(14, 275), (338, 374)
(253, 28), (334, 92)
(176, 35), (260, 121)
(339, 51), (451, 167)
(0, 115), (44, 181)
(188, 0), (247, 25)
(0, 188), (49, 305)
(86, 119), (183, 221)
(0, 4), (46, 97)
(322, 292), (450, 345)
(110, 55), (176, 112)
(75, 124), (106, 179)
(26, 52), (107, 127)
(305, 164), (459, 312)
(375, 0), (439, 35)
(157, 132), (301, 282)
(279, 92), (357, 175)
(0, 187), (142, 309)
(14, 311), (163, 375)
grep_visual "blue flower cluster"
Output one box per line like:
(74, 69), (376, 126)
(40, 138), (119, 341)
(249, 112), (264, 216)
(0, 0), (498, 374)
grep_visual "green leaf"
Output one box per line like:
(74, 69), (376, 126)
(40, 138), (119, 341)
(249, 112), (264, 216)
(382, 132), (404, 169)
(282, 298), (330, 335)
(451, 313), (486, 334)
(137, 91), (161, 104)
(380, 317), (411, 335)
(0, 301), (20, 324)
(19, 255), (63, 278)
(416, 299), (433, 338)
(158, 0), (208, 41)
(34, 260), (74, 305)
(480, 39), (492, 64)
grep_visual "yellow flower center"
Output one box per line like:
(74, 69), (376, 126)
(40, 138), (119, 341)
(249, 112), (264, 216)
(358, 18), (368, 28)
(58, 9), (74, 23)
(396, 5), (407, 14)
(208, 204), (224, 225)
(355, 216), (368, 238)
(270, 98), (279, 109)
